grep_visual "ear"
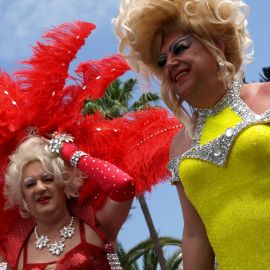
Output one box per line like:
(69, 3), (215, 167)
(216, 41), (225, 53)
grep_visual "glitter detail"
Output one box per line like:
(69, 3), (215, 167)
(70, 151), (89, 167)
(128, 124), (182, 154)
(104, 243), (123, 270)
(168, 79), (270, 183)
(0, 262), (7, 270)
(49, 134), (74, 153)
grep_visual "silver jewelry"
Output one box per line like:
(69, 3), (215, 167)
(218, 61), (225, 67)
(0, 262), (8, 270)
(70, 151), (89, 167)
(34, 216), (75, 256)
(49, 133), (74, 154)
(104, 243), (123, 270)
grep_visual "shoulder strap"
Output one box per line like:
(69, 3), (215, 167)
(91, 221), (110, 244)
(79, 220), (86, 242)
(23, 244), (28, 265)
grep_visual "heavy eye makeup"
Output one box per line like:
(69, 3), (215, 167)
(23, 173), (54, 188)
(23, 177), (36, 188)
(158, 35), (192, 68)
(171, 35), (192, 55)
(43, 173), (54, 182)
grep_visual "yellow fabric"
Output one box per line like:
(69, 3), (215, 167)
(200, 107), (242, 144)
(179, 107), (270, 269)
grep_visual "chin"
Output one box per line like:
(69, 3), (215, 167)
(36, 204), (55, 213)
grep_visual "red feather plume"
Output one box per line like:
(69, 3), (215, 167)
(15, 21), (96, 128)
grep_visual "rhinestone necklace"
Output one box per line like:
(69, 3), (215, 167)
(34, 216), (75, 256)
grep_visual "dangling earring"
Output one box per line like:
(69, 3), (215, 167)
(218, 61), (225, 67)
(23, 199), (30, 212)
(217, 60), (227, 81)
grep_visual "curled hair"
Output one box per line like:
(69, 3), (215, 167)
(114, 0), (253, 137)
(4, 136), (84, 217)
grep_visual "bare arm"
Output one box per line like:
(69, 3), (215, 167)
(60, 142), (135, 241)
(176, 183), (215, 270)
(170, 129), (215, 270)
(96, 198), (133, 242)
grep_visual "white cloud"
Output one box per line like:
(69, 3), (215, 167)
(0, 0), (118, 63)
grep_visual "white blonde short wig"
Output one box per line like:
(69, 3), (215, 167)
(4, 136), (84, 217)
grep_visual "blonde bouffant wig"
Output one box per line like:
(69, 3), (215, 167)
(114, 0), (253, 137)
(4, 136), (84, 218)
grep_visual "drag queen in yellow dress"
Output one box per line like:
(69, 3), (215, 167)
(114, 0), (270, 269)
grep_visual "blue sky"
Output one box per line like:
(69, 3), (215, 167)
(1, 0), (269, 256)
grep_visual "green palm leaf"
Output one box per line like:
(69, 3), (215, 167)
(82, 78), (160, 119)
(120, 237), (182, 268)
(260, 67), (270, 82)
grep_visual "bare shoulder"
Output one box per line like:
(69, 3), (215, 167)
(170, 127), (192, 160)
(241, 82), (270, 114)
(256, 81), (270, 97)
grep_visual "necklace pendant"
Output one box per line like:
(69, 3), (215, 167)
(34, 216), (75, 256)
(60, 225), (75, 238)
(48, 241), (65, 256)
(35, 235), (49, 249)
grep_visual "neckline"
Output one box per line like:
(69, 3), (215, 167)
(191, 79), (242, 146)
(194, 79), (242, 117)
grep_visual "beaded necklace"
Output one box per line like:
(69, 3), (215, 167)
(34, 216), (75, 256)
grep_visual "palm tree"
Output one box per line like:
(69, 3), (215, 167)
(166, 251), (184, 270)
(260, 67), (270, 82)
(82, 78), (160, 117)
(83, 78), (169, 270)
(117, 237), (182, 270)
(117, 243), (140, 270)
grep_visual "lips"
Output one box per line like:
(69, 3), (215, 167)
(174, 68), (190, 82)
(37, 196), (51, 204)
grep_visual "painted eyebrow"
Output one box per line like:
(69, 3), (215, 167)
(169, 34), (190, 53)
(23, 176), (35, 182)
(159, 34), (190, 57)
(22, 177), (36, 187)
(23, 172), (51, 182)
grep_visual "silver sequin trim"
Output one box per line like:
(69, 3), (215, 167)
(168, 80), (270, 183)
(70, 151), (89, 167)
(107, 252), (123, 270)
(0, 262), (7, 270)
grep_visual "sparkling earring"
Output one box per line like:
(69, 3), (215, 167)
(23, 199), (30, 212)
(218, 61), (225, 68)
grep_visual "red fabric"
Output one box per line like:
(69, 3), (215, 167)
(2, 218), (35, 269)
(61, 143), (135, 202)
(23, 221), (111, 270)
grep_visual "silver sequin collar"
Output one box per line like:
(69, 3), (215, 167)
(168, 80), (270, 184)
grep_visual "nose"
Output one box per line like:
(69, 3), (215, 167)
(35, 180), (47, 191)
(165, 53), (179, 68)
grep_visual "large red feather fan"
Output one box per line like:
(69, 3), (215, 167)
(0, 21), (183, 254)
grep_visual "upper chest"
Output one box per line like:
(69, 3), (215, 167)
(168, 81), (270, 180)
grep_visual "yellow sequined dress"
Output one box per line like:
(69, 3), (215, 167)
(168, 80), (270, 270)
